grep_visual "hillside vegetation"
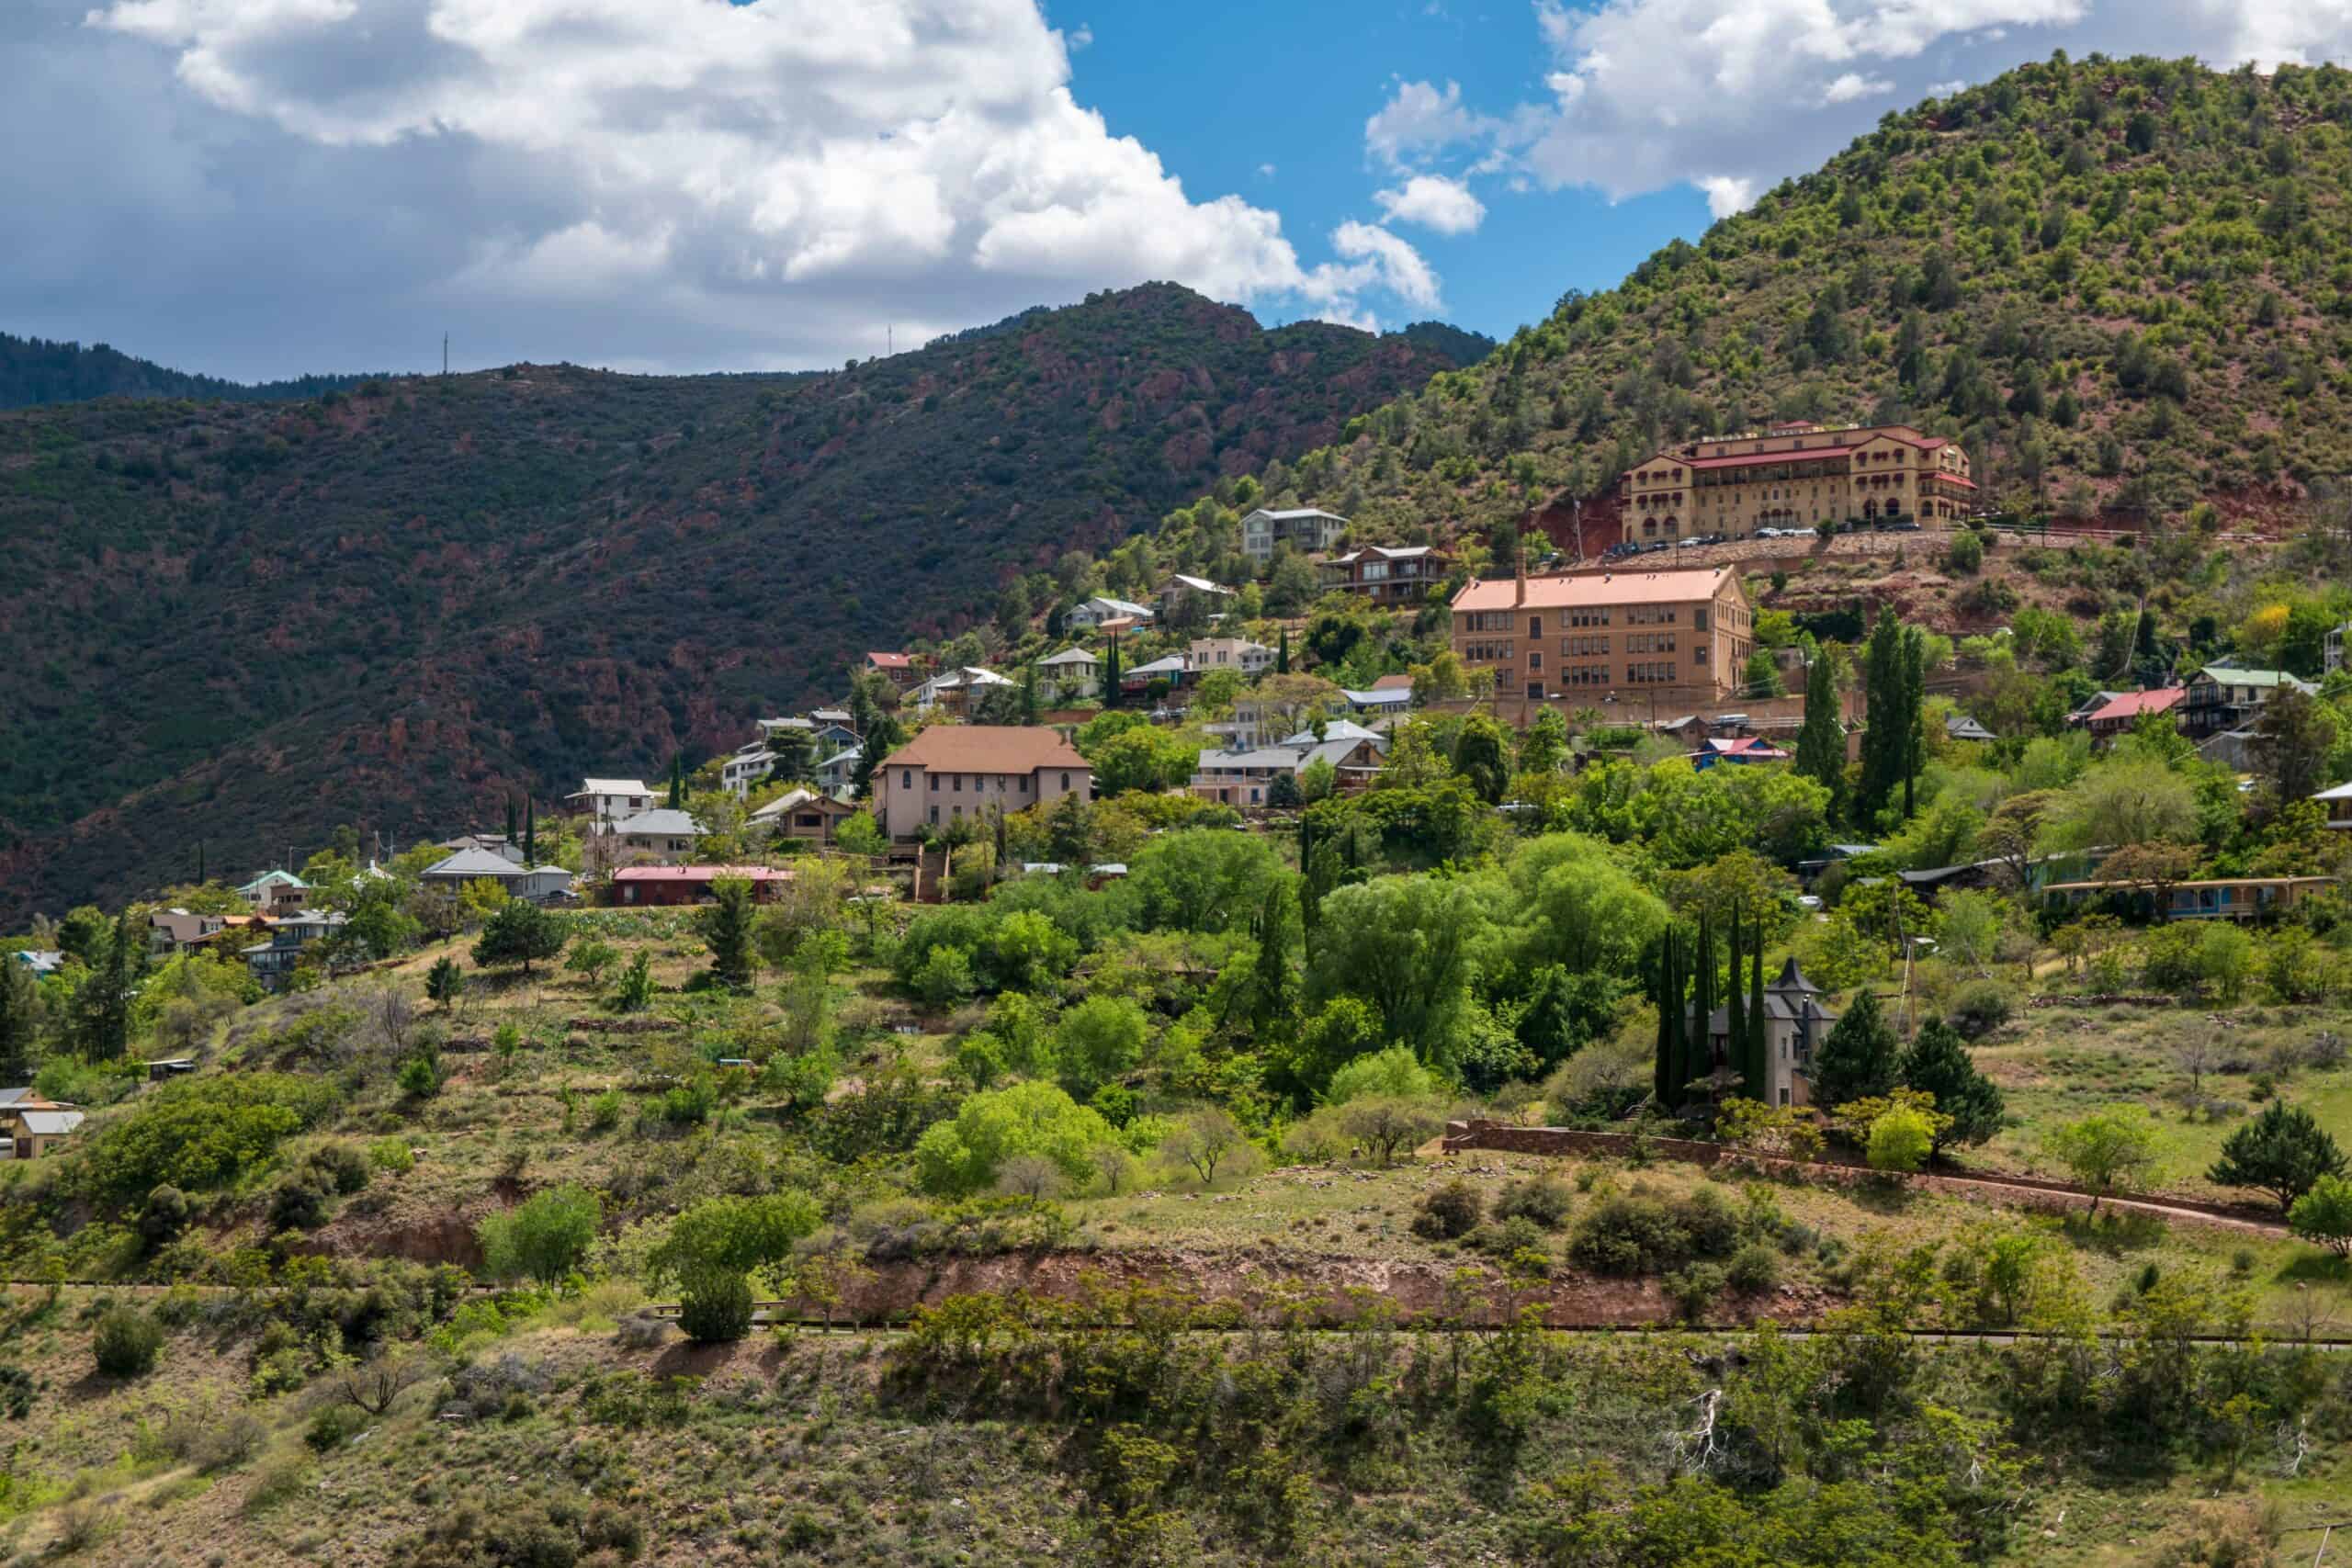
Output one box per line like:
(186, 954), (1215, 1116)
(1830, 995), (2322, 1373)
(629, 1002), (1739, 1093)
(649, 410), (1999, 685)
(0, 287), (1464, 920)
(0, 333), (379, 412)
(1203, 54), (2352, 546)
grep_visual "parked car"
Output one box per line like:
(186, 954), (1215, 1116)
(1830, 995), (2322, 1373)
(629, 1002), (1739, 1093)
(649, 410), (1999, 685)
(1889, 520), (1922, 532)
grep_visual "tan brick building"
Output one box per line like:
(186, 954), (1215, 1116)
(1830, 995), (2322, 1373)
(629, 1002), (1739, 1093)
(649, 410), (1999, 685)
(871, 726), (1091, 840)
(1451, 566), (1756, 705)
(1619, 422), (1975, 543)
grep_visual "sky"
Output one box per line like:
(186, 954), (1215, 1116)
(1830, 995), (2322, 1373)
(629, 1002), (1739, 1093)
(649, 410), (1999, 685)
(8, 0), (2352, 381)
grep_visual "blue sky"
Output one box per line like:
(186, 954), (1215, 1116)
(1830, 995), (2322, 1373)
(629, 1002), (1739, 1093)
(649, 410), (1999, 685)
(5, 0), (2350, 379)
(1065, 0), (1713, 340)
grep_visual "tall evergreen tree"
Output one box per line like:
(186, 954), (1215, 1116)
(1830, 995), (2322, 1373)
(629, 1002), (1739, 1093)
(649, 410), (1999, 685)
(1724, 905), (1747, 1094)
(1794, 651), (1846, 821)
(505, 796), (519, 843)
(1101, 635), (1122, 710)
(1688, 912), (1716, 1086)
(1812, 987), (1900, 1109)
(196, 840), (205, 886)
(1250, 878), (1299, 1033)
(851, 712), (903, 800)
(1019, 663), (1040, 725)
(669, 755), (688, 810)
(1653, 927), (1679, 1108)
(1276, 628), (1291, 674)
(1901, 622), (1928, 820)
(1746, 931), (1769, 1101)
(523, 798), (537, 867)
(0, 952), (40, 1071)
(73, 910), (149, 1062)
(1899, 1018), (2006, 1155)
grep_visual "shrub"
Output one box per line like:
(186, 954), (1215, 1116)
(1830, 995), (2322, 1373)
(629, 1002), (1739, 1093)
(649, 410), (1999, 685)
(305, 1404), (368, 1452)
(1472, 1214), (1552, 1260)
(303, 1142), (372, 1195)
(1492, 1174), (1575, 1230)
(2289, 1174), (2352, 1258)
(1867, 1106), (1936, 1173)
(589, 1089), (625, 1131)
(1726, 1243), (1781, 1294)
(479, 1185), (603, 1285)
(1945, 979), (2016, 1038)
(75, 1073), (336, 1201)
(267, 1173), (333, 1232)
(137, 1183), (191, 1251)
(676, 1268), (755, 1344)
(367, 1136), (414, 1174)
(93, 1307), (164, 1377)
(1410, 1179), (1485, 1241)
(1663, 1262), (1726, 1321)
(396, 1054), (442, 1099)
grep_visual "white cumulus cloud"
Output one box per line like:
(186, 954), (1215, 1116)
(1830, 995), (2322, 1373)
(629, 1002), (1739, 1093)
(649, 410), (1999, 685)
(1374, 173), (1487, 234)
(1362, 0), (2352, 225)
(2, 0), (1419, 376)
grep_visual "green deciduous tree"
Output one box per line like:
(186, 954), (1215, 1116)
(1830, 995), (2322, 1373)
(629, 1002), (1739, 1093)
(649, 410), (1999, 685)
(1305, 874), (1483, 1056)
(2048, 1105), (2162, 1213)
(2289, 1174), (2352, 1258)
(479, 1185), (602, 1285)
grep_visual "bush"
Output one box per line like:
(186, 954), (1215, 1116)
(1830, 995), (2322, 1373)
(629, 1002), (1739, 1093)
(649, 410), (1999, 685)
(303, 1142), (372, 1195)
(138, 1183), (191, 1251)
(75, 1073), (337, 1201)
(1492, 1174), (1575, 1230)
(589, 1089), (625, 1131)
(396, 1054), (442, 1099)
(1726, 1243), (1781, 1294)
(1663, 1262), (1726, 1321)
(479, 1185), (603, 1284)
(305, 1403), (369, 1452)
(1945, 979), (2016, 1039)
(367, 1136), (414, 1174)
(1410, 1179), (1486, 1241)
(676, 1268), (755, 1344)
(267, 1173), (333, 1232)
(93, 1307), (164, 1377)
(1472, 1214), (1552, 1260)
(1566, 1188), (1741, 1276)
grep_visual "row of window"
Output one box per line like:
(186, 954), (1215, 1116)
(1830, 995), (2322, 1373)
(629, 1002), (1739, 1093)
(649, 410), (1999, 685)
(1460, 610), (1516, 633)
(1624, 632), (1677, 654)
(1625, 604), (1678, 626)
(1563, 634), (1610, 656)
(1463, 639), (1515, 661)
(900, 770), (1076, 793)
(1567, 608), (1611, 627)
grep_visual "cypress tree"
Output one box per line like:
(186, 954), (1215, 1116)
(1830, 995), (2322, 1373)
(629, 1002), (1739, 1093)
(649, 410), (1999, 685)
(1725, 905), (1747, 1095)
(1654, 928), (1679, 1108)
(196, 840), (205, 886)
(1794, 651), (1846, 822)
(1859, 605), (1903, 823)
(505, 796), (519, 843)
(523, 798), (537, 867)
(669, 756), (686, 809)
(1277, 628), (1291, 674)
(1102, 635), (1122, 709)
(1901, 623), (1927, 820)
(1746, 930), (1769, 1101)
(1689, 912), (1715, 1085)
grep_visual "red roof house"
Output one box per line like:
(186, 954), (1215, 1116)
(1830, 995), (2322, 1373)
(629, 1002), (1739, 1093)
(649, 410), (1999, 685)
(608, 864), (795, 907)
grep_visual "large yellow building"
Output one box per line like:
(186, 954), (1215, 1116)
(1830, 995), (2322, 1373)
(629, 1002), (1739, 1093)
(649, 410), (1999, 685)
(1452, 565), (1755, 704)
(1618, 422), (1975, 542)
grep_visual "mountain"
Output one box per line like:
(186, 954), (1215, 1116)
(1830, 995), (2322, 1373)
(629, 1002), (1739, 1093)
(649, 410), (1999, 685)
(0, 284), (1467, 920)
(1189, 54), (2352, 551)
(0, 333), (381, 412)
(1387, 321), (1498, 367)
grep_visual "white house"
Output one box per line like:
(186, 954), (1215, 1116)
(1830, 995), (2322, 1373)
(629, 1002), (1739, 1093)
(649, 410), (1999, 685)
(720, 746), (777, 797)
(1187, 637), (1273, 677)
(816, 747), (863, 793)
(611, 807), (705, 865)
(1065, 596), (1154, 630)
(419, 848), (575, 903)
(1156, 574), (1236, 616)
(910, 666), (1017, 714)
(1035, 647), (1101, 702)
(569, 778), (656, 829)
(1241, 507), (1348, 562)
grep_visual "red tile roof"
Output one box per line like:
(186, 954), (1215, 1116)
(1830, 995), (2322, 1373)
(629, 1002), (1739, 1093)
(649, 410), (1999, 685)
(2085, 688), (2183, 726)
(865, 651), (912, 669)
(1680, 446), (1863, 472)
(883, 725), (1089, 773)
(1453, 567), (1734, 614)
(612, 864), (794, 883)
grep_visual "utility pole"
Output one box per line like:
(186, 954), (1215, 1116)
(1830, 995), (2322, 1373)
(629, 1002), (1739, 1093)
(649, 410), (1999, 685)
(442, 333), (449, 377)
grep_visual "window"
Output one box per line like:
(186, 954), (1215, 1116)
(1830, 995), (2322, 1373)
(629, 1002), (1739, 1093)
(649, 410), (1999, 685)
(1527, 615), (1543, 637)
(953, 775), (962, 792)
(1526, 682), (1544, 699)
(1528, 651), (1544, 671)
(1060, 772), (1071, 790)
(903, 770), (914, 789)
(1693, 607), (1708, 630)
(1693, 645), (1708, 664)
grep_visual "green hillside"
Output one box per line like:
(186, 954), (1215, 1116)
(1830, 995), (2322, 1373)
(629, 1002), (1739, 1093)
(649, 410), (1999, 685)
(0, 285), (1464, 920)
(0, 333), (379, 411)
(1192, 54), (2352, 546)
